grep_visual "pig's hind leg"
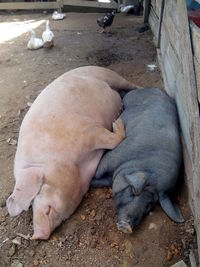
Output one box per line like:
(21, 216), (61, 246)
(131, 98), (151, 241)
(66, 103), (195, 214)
(94, 117), (125, 150)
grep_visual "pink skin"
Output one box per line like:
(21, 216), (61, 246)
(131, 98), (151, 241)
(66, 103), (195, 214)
(6, 66), (139, 240)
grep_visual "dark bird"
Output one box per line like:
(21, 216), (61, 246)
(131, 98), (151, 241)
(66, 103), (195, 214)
(97, 10), (116, 33)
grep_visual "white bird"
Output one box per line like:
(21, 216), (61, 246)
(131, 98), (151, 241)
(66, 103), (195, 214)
(42, 20), (54, 48)
(27, 30), (44, 50)
(52, 10), (66, 20)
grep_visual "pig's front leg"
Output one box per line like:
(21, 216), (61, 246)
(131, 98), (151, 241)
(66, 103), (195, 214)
(90, 173), (113, 188)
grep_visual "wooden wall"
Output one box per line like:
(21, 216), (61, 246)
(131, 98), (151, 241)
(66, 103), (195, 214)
(0, 0), (118, 10)
(148, 0), (200, 258)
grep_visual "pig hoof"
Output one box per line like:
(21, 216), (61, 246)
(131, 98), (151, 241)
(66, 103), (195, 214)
(117, 220), (132, 234)
(112, 118), (125, 140)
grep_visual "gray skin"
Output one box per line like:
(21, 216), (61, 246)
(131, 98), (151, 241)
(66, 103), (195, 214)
(91, 88), (184, 234)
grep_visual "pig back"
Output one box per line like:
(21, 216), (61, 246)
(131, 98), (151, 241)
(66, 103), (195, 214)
(15, 75), (122, 166)
(111, 88), (182, 192)
(122, 88), (181, 154)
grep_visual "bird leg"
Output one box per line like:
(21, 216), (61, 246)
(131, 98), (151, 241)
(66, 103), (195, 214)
(98, 28), (105, 34)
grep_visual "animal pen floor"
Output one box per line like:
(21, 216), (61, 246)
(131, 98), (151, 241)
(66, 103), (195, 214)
(0, 11), (197, 267)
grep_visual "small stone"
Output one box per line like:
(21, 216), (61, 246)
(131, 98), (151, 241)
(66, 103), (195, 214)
(110, 242), (117, 248)
(90, 210), (96, 217)
(0, 199), (6, 207)
(90, 239), (97, 248)
(148, 222), (157, 230)
(2, 237), (9, 244)
(16, 233), (30, 240)
(80, 214), (86, 221)
(186, 228), (194, 235)
(12, 236), (21, 245)
(0, 216), (6, 223)
(89, 227), (96, 235)
(33, 259), (39, 266)
(11, 260), (23, 267)
(27, 102), (32, 107)
(6, 138), (17, 146)
(8, 245), (16, 257)
(166, 250), (173, 261)
(2, 209), (8, 217)
(105, 193), (111, 199)
(29, 250), (35, 257)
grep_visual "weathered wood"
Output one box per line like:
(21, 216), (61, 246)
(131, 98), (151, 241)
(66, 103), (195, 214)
(190, 21), (200, 66)
(0, 1), (59, 10)
(164, 0), (178, 28)
(194, 58), (200, 103)
(177, 0), (200, 257)
(0, 0), (118, 10)
(150, 0), (162, 17)
(63, 0), (118, 8)
(149, 7), (159, 40)
(162, 8), (180, 55)
(153, 0), (200, 258)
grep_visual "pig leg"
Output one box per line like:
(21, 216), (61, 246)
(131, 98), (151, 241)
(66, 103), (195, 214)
(90, 173), (113, 188)
(94, 117), (125, 150)
(159, 193), (184, 223)
(90, 119), (125, 187)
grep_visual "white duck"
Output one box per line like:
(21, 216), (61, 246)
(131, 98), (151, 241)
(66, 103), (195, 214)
(27, 30), (44, 50)
(42, 20), (54, 48)
(52, 10), (66, 20)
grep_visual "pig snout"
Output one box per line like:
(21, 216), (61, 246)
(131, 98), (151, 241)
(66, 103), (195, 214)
(31, 183), (78, 240)
(32, 203), (62, 240)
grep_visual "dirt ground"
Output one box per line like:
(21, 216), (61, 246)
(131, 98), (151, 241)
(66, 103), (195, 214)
(0, 11), (197, 267)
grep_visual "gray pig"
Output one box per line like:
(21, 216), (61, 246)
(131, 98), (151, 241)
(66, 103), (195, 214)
(92, 88), (184, 233)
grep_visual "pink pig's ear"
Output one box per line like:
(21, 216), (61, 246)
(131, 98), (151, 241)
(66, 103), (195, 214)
(6, 169), (44, 217)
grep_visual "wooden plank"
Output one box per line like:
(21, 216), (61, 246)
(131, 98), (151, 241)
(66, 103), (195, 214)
(162, 12), (180, 56)
(194, 58), (200, 103)
(177, 0), (200, 258)
(0, 2), (59, 10)
(190, 21), (200, 66)
(164, 0), (178, 28)
(149, 7), (159, 40)
(150, 0), (161, 17)
(63, 0), (118, 8)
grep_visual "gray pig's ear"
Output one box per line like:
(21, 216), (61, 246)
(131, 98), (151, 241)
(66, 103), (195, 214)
(159, 194), (184, 223)
(125, 172), (146, 196)
(6, 170), (44, 217)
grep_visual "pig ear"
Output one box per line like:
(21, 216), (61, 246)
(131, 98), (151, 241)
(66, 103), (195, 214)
(125, 172), (146, 196)
(159, 194), (184, 223)
(6, 170), (43, 217)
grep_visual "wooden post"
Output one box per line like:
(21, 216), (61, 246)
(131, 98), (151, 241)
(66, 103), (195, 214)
(156, 0), (165, 48)
(143, 0), (150, 23)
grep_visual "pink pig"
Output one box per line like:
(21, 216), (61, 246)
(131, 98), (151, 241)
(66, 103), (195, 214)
(6, 66), (138, 240)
